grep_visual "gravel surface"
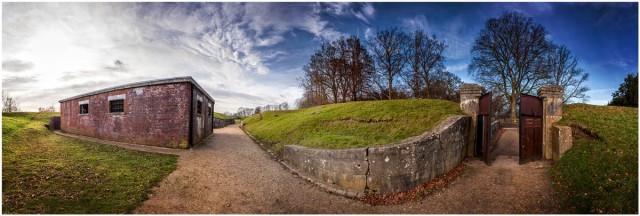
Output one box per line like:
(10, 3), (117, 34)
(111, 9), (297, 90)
(133, 125), (561, 214)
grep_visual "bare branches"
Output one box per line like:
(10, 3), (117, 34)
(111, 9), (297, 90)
(546, 44), (590, 104)
(367, 27), (411, 100)
(298, 27), (463, 108)
(2, 90), (20, 112)
(469, 11), (552, 118)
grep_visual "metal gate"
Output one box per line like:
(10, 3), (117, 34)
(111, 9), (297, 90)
(519, 94), (543, 164)
(477, 92), (492, 164)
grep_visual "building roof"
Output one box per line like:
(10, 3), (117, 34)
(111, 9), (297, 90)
(59, 76), (215, 103)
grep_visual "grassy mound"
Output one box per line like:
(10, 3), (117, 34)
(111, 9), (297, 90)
(213, 112), (233, 119)
(2, 112), (178, 213)
(243, 99), (464, 151)
(551, 104), (637, 213)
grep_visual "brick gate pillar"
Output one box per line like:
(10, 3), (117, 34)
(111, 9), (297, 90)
(538, 85), (564, 160)
(460, 84), (484, 157)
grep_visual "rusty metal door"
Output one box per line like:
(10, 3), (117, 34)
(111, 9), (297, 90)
(519, 94), (543, 164)
(477, 92), (492, 164)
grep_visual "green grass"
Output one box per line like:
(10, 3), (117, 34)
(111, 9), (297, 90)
(213, 112), (233, 119)
(551, 104), (638, 213)
(243, 99), (464, 152)
(2, 112), (178, 214)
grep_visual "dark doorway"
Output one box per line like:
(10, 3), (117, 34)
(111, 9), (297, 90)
(518, 94), (543, 164)
(476, 92), (492, 164)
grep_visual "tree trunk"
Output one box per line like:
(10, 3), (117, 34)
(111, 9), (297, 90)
(388, 75), (393, 100)
(510, 95), (517, 119)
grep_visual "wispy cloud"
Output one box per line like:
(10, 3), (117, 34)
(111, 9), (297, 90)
(2, 2), (349, 112)
(493, 2), (555, 17)
(351, 3), (376, 23)
(400, 14), (472, 60)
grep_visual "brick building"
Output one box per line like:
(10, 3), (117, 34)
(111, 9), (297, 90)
(59, 76), (215, 149)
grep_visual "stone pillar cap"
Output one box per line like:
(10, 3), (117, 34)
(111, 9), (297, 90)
(538, 84), (564, 97)
(460, 83), (484, 94)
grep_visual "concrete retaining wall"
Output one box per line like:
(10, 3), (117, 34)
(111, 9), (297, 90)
(282, 115), (470, 197)
(214, 118), (235, 128)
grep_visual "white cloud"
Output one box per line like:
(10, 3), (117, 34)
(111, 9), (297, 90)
(402, 15), (430, 33)
(446, 62), (468, 74)
(351, 3), (376, 23)
(1, 2), (338, 112)
(324, 2), (352, 15)
(401, 14), (472, 61)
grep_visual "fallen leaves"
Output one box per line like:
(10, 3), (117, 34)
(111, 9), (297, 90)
(358, 162), (467, 205)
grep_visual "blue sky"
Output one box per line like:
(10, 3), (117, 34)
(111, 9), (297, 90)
(2, 2), (637, 112)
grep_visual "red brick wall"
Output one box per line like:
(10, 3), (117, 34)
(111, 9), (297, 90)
(60, 83), (191, 148)
(190, 87), (214, 146)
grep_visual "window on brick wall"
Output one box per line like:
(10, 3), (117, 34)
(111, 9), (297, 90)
(207, 106), (212, 116)
(196, 100), (202, 115)
(110, 99), (124, 113)
(79, 104), (89, 114)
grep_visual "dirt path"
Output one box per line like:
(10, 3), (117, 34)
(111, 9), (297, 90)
(133, 125), (560, 214)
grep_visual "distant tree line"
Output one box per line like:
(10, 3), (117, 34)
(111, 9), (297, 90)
(38, 105), (56, 112)
(235, 101), (290, 118)
(296, 28), (462, 109)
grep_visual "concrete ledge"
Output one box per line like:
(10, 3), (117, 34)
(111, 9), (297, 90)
(552, 125), (573, 161)
(280, 115), (470, 196)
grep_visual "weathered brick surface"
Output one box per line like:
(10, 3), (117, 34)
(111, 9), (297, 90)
(60, 83), (191, 148)
(190, 87), (214, 146)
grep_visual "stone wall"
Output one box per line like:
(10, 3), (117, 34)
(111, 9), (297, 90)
(538, 85), (564, 160)
(552, 125), (573, 161)
(459, 84), (484, 157)
(282, 115), (469, 197)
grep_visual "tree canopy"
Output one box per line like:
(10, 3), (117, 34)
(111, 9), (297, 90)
(608, 73), (638, 107)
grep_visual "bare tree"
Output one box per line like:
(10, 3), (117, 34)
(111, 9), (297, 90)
(402, 30), (447, 99)
(38, 105), (56, 112)
(2, 90), (20, 112)
(280, 102), (290, 110)
(469, 11), (551, 119)
(368, 27), (411, 100)
(345, 36), (376, 101)
(546, 44), (590, 104)
(300, 35), (375, 107)
(235, 107), (255, 118)
(430, 70), (462, 101)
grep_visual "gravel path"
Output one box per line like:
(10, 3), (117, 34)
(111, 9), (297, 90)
(133, 125), (561, 214)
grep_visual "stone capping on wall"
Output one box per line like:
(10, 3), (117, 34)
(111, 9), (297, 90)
(276, 115), (470, 197)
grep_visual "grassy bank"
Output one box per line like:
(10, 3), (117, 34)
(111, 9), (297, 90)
(551, 104), (637, 213)
(2, 112), (178, 214)
(243, 99), (464, 152)
(214, 112), (233, 119)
